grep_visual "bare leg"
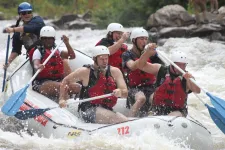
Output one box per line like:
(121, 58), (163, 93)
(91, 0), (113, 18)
(168, 111), (184, 117)
(68, 83), (82, 95)
(193, 2), (201, 24)
(39, 81), (61, 97)
(95, 107), (128, 124)
(210, 0), (214, 12)
(128, 91), (146, 117)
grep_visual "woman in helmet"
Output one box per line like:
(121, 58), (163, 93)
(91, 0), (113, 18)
(59, 45), (128, 124)
(30, 26), (80, 100)
(122, 28), (162, 117)
(138, 48), (200, 117)
(4, 2), (45, 68)
(96, 23), (130, 71)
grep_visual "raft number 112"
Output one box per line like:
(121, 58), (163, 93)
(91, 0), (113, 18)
(117, 126), (130, 135)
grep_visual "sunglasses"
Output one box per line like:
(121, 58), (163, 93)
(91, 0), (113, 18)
(20, 11), (32, 15)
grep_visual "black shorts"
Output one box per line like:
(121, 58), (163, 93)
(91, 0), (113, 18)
(32, 78), (62, 93)
(127, 85), (155, 116)
(150, 105), (188, 117)
(78, 102), (113, 123)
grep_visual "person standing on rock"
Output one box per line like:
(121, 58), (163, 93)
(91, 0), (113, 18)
(190, 0), (208, 24)
(210, 0), (219, 14)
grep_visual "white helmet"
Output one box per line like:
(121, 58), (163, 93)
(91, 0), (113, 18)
(40, 26), (56, 38)
(171, 51), (188, 63)
(107, 23), (124, 33)
(130, 28), (148, 41)
(92, 45), (110, 58)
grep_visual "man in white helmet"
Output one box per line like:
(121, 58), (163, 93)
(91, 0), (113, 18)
(138, 48), (200, 117)
(96, 23), (130, 71)
(30, 26), (81, 100)
(59, 45), (128, 124)
(122, 28), (162, 117)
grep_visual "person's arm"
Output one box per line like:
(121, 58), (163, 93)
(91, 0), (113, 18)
(108, 32), (130, 55)
(59, 67), (87, 107)
(183, 73), (201, 93)
(5, 17), (45, 34)
(137, 43), (161, 76)
(122, 51), (140, 71)
(111, 67), (128, 98)
(32, 49), (44, 72)
(60, 35), (75, 59)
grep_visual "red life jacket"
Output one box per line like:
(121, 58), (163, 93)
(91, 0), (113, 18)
(153, 74), (187, 109)
(108, 44), (127, 70)
(127, 58), (156, 87)
(96, 39), (127, 70)
(29, 47), (64, 80)
(88, 66), (117, 108)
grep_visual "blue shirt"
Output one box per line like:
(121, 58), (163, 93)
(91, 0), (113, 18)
(12, 16), (45, 55)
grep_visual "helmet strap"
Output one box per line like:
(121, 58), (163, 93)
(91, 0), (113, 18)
(133, 39), (142, 55)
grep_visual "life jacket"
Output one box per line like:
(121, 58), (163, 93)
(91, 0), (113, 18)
(96, 39), (128, 70)
(127, 58), (156, 87)
(29, 46), (64, 80)
(108, 44), (127, 70)
(153, 72), (187, 109)
(80, 65), (117, 108)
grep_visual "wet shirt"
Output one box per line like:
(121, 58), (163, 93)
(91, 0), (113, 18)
(96, 38), (114, 47)
(12, 16), (45, 55)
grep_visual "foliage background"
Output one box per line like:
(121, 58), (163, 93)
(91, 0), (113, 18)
(0, 0), (225, 28)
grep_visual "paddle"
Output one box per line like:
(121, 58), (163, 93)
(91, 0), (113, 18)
(156, 50), (225, 116)
(1, 40), (65, 116)
(14, 93), (113, 120)
(2, 34), (10, 92)
(194, 93), (225, 134)
(157, 50), (225, 134)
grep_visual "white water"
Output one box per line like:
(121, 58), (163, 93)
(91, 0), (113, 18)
(0, 20), (225, 150)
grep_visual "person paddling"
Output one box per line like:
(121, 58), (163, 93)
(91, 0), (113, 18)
(122, 28), (163, 117)
(59, 46), (128, 124)
(30, 26), (81, 100)
(4, 2), (45, 68)
(96, 23), (130, 71)
(138, 48), (200, 117)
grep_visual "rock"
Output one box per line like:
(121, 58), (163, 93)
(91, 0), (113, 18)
(82, 10), (92, 20)
(66, 19), (96, 30)
(218, 6), (225, 15)
(51, 13), (96, 30)
(52, 14), (79, 29)
(210, 32), (224, 41)
(146, 5), (225, 42)
(147, 5), (195, 29)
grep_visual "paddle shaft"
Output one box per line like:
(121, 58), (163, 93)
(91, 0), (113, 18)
(14, 93), (114, 120)
(52, 93), (114, 109)
(28, 40), (64, 85)
(156, 50), (207, 94)
(2, 34), (10, 92)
